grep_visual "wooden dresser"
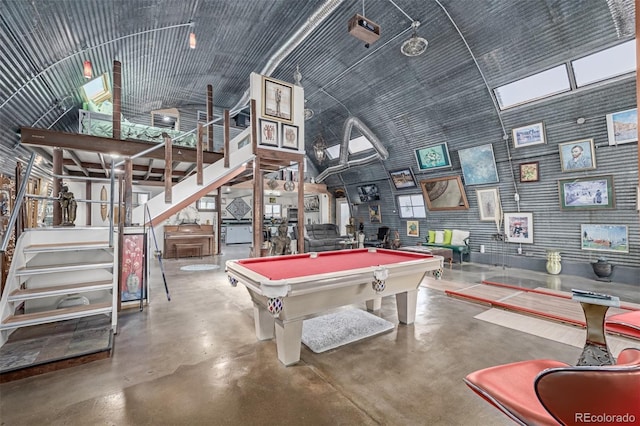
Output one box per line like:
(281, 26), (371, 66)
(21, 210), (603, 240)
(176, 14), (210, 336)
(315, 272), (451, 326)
(163, 224), (214, 258)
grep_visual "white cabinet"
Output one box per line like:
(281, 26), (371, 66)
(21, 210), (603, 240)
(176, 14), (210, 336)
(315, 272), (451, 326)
(226, 225), (252, 244)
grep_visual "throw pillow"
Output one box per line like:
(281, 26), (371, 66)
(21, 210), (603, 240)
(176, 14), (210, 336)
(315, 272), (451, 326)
(443, 229), (453, 245)
(428, 230), (435, 243)
(434, 230), (445, 244)
(451, 229), (470, 246)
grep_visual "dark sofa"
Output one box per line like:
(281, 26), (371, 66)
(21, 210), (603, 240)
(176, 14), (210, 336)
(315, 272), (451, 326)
(299, 223), (343, 252)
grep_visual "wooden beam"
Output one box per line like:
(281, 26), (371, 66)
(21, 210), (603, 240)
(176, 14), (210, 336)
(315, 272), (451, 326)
(197, 122), (203, 185)
(207, 84), (214, 152)
(20, 127), (223, 163)
(143, 159), (154, 180)
(164, 135), (172, 203)
(98, 153), (109, 177)
(85, 180), (92, 225)
(67, 151), (90, 176)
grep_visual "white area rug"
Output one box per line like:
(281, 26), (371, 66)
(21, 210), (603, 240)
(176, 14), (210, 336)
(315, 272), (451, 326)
(301, 309), (395, 353)
(180, 264), (221, 271)
(475, 308), (640, 357)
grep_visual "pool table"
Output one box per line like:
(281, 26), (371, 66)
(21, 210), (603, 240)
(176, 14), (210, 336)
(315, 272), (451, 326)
(226, 248), (443, 365)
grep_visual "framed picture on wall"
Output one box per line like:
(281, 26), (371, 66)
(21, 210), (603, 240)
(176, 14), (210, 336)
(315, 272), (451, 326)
(414, 142), (451, 171)
(121, 233), (146, 302)
(262, 76), (293, 123)
(512, 122), (546, 148)
(558, 175), (615, 210)
(407, 220), (419, 237)
(420, 175), (469, 211)
(389, 168), (417, 190)
(519, 161), (539, 182)
(559, 139), (596, 172)
(369, 205), (382, 223)
(476, 187), (501, 221)
(458, 143), (499, 185)
(580, 224), (628, 253)
(259, 119), (279, 146)
(504, 212), (533, 244)
(281, 124), (299, 149)
(606, 107), (637, 146)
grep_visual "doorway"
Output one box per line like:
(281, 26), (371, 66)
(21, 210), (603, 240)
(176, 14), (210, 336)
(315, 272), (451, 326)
(336, 198), (350, 236)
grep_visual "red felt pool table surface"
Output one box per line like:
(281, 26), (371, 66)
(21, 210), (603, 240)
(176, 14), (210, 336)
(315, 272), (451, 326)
(236, 248), (433, 280)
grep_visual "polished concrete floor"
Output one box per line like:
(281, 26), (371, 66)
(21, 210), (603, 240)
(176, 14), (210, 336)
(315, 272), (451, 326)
(0, 245), (638, 425)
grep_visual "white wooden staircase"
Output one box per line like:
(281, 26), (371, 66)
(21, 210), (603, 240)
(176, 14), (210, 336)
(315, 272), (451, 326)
(0, 227), (118, 349)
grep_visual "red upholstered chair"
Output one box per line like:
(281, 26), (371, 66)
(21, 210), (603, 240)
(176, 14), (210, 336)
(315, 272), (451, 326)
(464, 348), (640, 425)
(606, 310), (640, 340)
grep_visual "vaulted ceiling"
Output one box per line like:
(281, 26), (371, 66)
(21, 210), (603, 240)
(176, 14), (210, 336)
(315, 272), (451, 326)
(0, 0), (635, 186)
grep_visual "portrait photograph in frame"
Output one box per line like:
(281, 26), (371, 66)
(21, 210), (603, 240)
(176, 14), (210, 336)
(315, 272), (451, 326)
(420, 175), (469, 211)
(606, 107), (637, 146)
(262, 76), (293, 123)
(407, 220), (419, 237)
(281, 123), (299, 150)
(259, 118), (279, 146)
(559, 138), (596, 172)
(504, 212), (533, 244)
(558, 175), (615, 210)
(389, 168), (417, 190)
(519, 161), (539, 182)
(476, 187), (501, 221)
(512, 122), (546, 148)
(458, 143), (499, 185)
(414, 142), (451, 171)
(580, 224), (628, 253)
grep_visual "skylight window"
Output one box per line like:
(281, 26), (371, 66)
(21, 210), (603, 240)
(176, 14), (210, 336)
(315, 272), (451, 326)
(572, 39), (636, 87)
(494, 65), (570, 110)
(325, 144), (341, 160)
(348, 135), (374, 154)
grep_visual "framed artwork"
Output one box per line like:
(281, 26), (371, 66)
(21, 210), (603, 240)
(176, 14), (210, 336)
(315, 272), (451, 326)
(357, 184), (380, 202)
(369, 205), (382, 223)
(420, 175), (469, 211)
(281, 123), (299, 150)
(262, 76), (293, 123)
(389, 168), (417, 190)
(581, 224), (628, 253)
(519, 161), (539, 182)
(458, 144), (499, 185)
(558, 175), (614, 210)
(512, 122), (546, 148)
(476, 187), (501, 221)
(407, 220), (419, 237)
(121, 233), (146, 302)
(559, 139), (596, 172)
(196, 195), (216, 211)
(259, 119), (279, 146)
(303, 195), (320, 212)
(504, 212), (533, 244)
(415, 142), (451, 171)
(606, 107), (637, 146)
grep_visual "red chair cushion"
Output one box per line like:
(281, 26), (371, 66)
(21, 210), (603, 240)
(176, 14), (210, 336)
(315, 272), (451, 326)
(464, 359), (568, 425)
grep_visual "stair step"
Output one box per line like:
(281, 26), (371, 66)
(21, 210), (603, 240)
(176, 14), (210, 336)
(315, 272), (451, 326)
(24, 241), (111, 254)
(0, 302), (112, 331)
(15, 262), (114, 276)
(8, 280), (114, 302)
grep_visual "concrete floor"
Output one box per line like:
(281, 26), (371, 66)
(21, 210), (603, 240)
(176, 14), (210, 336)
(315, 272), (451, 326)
(0, 245), (638, 425)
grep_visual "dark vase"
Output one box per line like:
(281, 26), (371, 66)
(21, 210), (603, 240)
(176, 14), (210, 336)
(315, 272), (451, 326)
(592, 258), (614, 282)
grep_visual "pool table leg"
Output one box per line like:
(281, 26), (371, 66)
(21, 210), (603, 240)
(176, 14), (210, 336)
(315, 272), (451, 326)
(253, 303), (275, 340)
(274, 319), (303, 366)
(365, 297), (382, 311)
(396, 289), (418, 324)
